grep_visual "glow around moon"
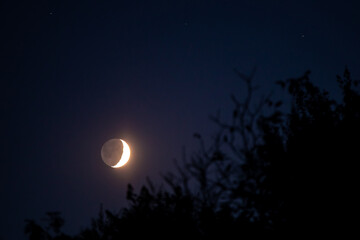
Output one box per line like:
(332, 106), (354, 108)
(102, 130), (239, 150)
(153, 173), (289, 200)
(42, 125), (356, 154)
(101, 139), (131, 168)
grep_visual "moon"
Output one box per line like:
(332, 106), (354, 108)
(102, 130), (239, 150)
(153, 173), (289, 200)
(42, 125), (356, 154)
(101, 139), (131, 168)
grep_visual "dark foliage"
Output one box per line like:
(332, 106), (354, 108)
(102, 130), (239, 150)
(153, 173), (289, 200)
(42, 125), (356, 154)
(25, 68), (359, 239)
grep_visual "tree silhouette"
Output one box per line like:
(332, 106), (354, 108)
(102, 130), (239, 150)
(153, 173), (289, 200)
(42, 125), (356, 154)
(24, 68), (359, 239)
(24, 212), (70, 240)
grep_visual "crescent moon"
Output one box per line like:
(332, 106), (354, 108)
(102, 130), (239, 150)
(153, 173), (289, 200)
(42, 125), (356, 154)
(112, 139), (131, 168)
(101, 139), (131, 168)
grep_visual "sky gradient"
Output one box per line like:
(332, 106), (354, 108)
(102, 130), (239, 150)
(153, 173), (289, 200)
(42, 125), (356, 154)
(2, 0), (360, 239)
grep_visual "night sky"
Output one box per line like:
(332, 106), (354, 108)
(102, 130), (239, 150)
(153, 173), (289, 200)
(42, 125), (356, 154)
(2, 0), (360, 239)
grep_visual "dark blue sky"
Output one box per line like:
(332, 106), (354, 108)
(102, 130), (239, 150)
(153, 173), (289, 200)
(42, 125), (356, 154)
(2, 0), (360, 239)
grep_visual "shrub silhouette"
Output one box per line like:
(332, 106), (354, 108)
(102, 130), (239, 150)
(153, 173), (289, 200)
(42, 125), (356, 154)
(25, 68), (359, 239)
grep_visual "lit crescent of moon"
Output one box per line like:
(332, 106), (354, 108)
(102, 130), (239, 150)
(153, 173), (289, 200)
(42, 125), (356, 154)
(112, 139), (131, 168)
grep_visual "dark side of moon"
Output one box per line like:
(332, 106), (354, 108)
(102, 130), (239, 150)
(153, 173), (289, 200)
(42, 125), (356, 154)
(101, 139), (123, 167)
